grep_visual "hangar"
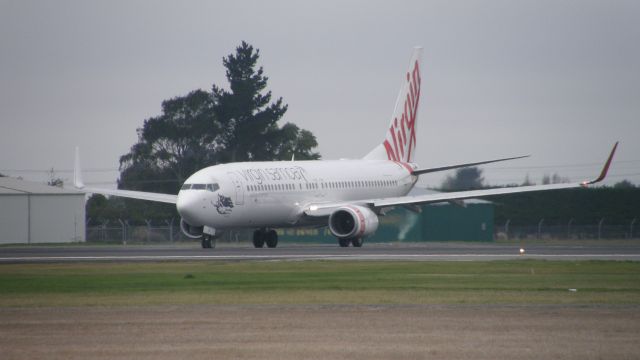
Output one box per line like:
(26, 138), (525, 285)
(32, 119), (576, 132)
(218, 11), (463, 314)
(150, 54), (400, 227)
(0, 177), (85, 244)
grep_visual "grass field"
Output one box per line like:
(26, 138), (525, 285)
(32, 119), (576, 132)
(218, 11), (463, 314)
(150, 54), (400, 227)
(1, 260), (639, 307)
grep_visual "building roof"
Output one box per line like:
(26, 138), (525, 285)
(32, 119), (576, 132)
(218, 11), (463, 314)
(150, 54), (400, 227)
(0, 177), (83, 195)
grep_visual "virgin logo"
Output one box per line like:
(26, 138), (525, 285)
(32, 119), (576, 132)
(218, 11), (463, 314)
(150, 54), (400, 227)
(383, 60), (420, 163)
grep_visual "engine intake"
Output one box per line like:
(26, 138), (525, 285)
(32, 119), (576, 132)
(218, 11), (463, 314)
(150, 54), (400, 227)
(180, 218), (204, 239)
(328, 205), (379, 239)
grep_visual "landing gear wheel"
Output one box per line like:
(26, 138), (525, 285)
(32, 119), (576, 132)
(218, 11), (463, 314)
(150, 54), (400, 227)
(265, 229), (278, 248)
(201, 235), (215, 249)
(351, 238), (364, 247)
(253, 230), (265, 248)
(338, 238), (350, 247)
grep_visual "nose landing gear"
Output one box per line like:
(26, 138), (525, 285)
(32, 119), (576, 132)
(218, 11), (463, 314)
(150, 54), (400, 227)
(201, 234), (215, 249)
(253, 229), (278, 248)
(200, 226), (219, 249)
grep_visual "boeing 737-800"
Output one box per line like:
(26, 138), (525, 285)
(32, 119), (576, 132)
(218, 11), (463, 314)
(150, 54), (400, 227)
(72, 47), (618, 249)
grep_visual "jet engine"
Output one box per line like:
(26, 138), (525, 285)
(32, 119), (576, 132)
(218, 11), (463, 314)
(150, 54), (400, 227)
(180, 218), (204, 239)
(328, 205), (379, 239)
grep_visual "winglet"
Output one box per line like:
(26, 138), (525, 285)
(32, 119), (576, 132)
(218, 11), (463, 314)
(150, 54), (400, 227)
(582, 141), (618, 186)
(73, 146), (85, 189)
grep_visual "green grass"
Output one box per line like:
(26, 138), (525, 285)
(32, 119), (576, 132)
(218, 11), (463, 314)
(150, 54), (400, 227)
(1, 260), (639, 307)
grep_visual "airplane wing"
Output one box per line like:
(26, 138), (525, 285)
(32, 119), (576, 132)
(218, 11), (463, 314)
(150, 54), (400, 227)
(70, 147), (178, 204)
(77, 186), (178, 204)
(304, 142), (618, 217)
(412, 155), (529, 175)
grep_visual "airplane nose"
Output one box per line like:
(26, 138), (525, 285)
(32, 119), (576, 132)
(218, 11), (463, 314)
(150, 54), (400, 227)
(177, 192), (202, 225)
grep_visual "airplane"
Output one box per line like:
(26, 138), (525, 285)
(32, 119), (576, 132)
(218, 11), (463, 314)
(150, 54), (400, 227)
(72, 47), (618, 249)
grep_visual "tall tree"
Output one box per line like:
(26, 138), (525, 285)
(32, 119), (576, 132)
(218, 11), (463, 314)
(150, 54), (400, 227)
(119, 89), (217, 194)
(101, 42), (320, 222)
(118, 42), (319, 195)
(441, 167), (485, 191)
(212, 41), (319, 162)
(613, 179), (636, 189)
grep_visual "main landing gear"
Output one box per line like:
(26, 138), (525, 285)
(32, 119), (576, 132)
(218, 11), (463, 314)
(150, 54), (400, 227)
(338, 238), (364, 248)
(253, 228), (278, 248)
(201, 234), (216, 249)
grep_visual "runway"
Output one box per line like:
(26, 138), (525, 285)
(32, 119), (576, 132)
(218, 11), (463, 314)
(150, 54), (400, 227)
(2, 241), (640, 263)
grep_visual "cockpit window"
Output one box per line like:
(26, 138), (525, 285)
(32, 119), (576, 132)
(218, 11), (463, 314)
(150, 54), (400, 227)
(207, 183), (220, 192)
(181, 184), (192, 190)
(191, 184), (206, 190)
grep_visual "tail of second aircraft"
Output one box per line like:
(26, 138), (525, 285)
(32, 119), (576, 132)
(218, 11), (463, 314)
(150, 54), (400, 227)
(364, 46), (423, 163)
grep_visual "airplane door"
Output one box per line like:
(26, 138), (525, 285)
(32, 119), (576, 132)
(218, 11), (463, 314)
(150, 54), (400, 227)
(228, 173), (244, 205)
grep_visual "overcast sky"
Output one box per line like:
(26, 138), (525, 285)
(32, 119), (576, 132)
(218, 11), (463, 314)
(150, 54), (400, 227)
(1, 0), (638, 189)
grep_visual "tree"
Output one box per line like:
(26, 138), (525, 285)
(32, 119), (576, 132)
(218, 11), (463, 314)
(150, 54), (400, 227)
(118, 41), (320, 195)
(613, 179), (636, 189)
(99, 42), (320, 222)
(541, 172), (570, 185)
(86, 194), (127, 224)
(441, 167), (485, 191)
(119, 89), (217, 194)
(211, 41), (319, 162)
(521, 173), (535, 186)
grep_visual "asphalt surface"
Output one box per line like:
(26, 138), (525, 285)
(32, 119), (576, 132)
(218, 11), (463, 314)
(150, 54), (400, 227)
(1, 241), (640, 263)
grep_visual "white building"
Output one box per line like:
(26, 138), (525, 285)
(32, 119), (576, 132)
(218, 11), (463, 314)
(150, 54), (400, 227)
(0, 177), (85, 244)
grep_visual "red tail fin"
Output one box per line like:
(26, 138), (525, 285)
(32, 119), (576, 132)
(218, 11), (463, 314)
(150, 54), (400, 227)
(365, 47), (423, 163)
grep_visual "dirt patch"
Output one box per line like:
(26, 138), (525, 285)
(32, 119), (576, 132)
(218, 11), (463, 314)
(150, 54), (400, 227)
(1, 305), (638, 360)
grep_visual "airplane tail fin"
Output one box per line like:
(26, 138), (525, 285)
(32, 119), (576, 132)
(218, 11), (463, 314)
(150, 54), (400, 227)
(364, 46), (423, 163)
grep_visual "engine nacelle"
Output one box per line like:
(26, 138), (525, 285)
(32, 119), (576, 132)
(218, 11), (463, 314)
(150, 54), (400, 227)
(180, 218), (204, 239)
(328, 205), (379, 239)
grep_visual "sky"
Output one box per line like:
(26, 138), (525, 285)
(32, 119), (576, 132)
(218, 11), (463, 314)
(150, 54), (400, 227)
(1, 0), (639, 189)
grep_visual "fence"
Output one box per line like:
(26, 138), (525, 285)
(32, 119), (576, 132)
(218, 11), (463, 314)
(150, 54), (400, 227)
(87, 217), (639, 243)
(85, 219), (250, 244)
(496, 218), (638, 240)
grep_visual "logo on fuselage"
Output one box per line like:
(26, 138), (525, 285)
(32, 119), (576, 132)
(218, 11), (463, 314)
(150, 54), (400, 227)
(214, 194), (234, 215)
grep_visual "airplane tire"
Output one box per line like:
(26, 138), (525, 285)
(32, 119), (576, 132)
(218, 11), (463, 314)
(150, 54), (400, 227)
(266, 230), (278, 248)
(351, 238), (364, 247)
(338, 238), (350, 247)
(253, 230), (265, 248)
(202, 235), (213, 249)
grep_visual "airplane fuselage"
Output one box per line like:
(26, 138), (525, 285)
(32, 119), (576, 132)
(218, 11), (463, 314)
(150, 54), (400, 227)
(177, 159), (418, 230)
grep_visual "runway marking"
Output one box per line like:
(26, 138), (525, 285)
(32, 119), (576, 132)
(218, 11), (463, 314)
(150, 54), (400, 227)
(1, 254), (640, 262)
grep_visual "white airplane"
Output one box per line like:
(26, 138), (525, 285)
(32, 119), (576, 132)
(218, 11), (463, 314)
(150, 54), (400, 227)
(73, 47), (618, 249)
